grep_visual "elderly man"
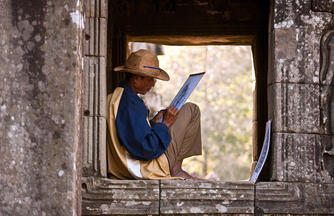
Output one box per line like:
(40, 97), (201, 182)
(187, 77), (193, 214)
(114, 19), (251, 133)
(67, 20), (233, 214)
(106, 49), (202, 180)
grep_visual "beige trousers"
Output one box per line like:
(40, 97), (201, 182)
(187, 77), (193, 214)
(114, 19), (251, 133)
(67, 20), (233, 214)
(165, 102), (202, 169)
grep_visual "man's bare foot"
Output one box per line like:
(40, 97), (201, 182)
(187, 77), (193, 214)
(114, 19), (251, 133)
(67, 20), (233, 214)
(171, 159), (206, 180)
(172, 169), (203, 180)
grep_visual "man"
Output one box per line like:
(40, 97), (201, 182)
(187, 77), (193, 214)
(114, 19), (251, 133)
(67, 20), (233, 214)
(106, 49), (202, 180)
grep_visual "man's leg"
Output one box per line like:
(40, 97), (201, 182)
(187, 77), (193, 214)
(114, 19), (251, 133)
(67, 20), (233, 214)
(165, 102), (202, 179)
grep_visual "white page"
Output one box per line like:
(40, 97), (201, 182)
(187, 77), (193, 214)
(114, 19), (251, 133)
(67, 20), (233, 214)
(250, 120), (271, 183)
(169, 72), (205, 110)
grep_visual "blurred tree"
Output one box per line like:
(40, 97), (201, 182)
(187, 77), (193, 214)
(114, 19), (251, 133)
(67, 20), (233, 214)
(142, 45), (253, 181)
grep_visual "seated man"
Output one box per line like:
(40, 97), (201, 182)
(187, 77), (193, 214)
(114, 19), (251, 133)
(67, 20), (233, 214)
(106, 49), (202, 180)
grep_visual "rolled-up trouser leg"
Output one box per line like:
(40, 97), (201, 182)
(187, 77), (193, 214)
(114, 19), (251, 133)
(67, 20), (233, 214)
(165, 102), (202, 169)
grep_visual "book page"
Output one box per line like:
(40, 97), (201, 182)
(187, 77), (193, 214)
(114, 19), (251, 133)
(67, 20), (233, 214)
(169, 72), (205, 110)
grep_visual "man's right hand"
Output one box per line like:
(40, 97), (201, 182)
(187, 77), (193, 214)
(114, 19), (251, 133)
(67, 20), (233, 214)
(162, 106), (179, 128)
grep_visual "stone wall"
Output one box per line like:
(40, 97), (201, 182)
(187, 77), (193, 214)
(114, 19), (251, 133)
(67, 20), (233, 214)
(82, 178), (334, 215)
(2, 0), (334, 215)
(82, 0), (107, 178)
(0, 0), (84, 215)
(269, 0), (334, 183)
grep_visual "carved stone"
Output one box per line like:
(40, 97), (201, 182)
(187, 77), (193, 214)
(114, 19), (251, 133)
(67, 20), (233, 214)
(320, 31), (334, 131)
(312, 0), (334, 13)
(270, 5), (333, 84)
(270, 27), (323, 84)
(83, 56), (106, 118)
(271, 133), (333, 182)
(274, 29), (297, 60)
(160, 180), (254, 214)
(256, 182), (334, 214)
(82, 116), (107, 177)
(0, 1), (84, 215)
(268, 83), (321, 134)
(81, 179), (334, 215)
(82, 178), (160, 215)
(84, 17), (107, 57)
(319, 30), (334, 181)
(84, 0), (108, 18)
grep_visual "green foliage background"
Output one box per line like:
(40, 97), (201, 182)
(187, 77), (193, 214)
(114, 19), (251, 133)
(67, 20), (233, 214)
(155, 46), (254, 181)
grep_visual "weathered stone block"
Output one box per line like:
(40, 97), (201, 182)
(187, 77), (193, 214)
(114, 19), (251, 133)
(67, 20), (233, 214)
(82, 178), (159, 215)
(0, 0), (10, 18)
(320, 85), (334, 134)
(256, 182), (334, 214)
(84, 17), (107, 57)
(312, 0), (334, 13)
(82, 116), (106, 177)
(268, 83), (321, 134)
(160, 180), (254, 215)
(275, 29), (297, 60)
(99, 18), (107, 57)
(83, 56), (106, 118)
(271, 133), (333, 182)
(0, 1), (83, 215)
(319, 31), (334, 132)
(270, 27), (320, 84)
(320, 30), (334, 86)
(270, 7), (333, 84)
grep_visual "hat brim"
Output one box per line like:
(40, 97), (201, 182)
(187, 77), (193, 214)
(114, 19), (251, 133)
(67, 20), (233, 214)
(114, 66), (170, 81)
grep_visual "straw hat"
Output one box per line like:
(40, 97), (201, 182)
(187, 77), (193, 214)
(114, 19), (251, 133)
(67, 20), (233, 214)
(114, 49), (170, 81)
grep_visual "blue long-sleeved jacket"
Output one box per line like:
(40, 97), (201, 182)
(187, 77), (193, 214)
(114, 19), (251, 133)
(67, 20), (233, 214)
(115, 83), (171, 161)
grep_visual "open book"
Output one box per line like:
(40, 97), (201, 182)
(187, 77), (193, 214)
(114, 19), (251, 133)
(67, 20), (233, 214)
(158, 72), (205, 123)
(169, 72), (205, 110)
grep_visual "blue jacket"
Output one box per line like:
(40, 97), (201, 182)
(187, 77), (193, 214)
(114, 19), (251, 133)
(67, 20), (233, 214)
(116, 83), (171, 161)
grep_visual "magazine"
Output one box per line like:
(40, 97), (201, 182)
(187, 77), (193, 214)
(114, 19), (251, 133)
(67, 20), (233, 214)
(169, 72), (205, 110)
(158, 72), (205, 122)
(250, 120), (271, 183)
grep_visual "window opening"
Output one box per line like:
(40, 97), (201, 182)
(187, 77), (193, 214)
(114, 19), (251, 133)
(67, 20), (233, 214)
(131, 43), (254, 181)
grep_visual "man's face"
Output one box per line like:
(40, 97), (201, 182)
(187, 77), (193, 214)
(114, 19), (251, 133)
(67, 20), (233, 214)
(133, 76), (156, 95)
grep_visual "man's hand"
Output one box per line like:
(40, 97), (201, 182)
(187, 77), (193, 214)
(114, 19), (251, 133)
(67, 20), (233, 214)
(162, 106), (179, 128)
(151, 110), (165, 124)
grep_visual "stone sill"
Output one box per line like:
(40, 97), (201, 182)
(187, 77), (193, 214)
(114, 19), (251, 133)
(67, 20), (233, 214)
(82, 177), (334, 215)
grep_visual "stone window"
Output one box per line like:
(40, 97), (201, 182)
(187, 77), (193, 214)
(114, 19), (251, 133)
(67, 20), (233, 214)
(81, 0), (270, 179)
(82, 0), (271, 214)
(80, 1), (334, 215)
(105, 0), (271, 180)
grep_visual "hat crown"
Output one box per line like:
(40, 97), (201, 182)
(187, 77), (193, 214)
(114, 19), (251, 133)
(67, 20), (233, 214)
(113, 49), (170, 81)
(125, 49), (159, 73)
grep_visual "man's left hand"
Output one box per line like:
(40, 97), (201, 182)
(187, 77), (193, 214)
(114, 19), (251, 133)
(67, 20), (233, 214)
(152, 110), (165, 124)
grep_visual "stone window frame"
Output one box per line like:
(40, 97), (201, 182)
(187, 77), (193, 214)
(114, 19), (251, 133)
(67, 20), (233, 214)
(80, 1), (334, 215)
(81, 0), (271, 180)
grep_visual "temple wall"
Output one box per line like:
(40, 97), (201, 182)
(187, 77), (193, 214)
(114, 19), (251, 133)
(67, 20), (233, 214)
(269, 0), (334, 183)
(0, 0), (84, 215)
(1, 0), (334, 215)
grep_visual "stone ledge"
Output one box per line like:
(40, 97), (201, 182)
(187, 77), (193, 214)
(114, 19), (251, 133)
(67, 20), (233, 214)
(82, 177), (160, 215)
(82, 178), (334, 215)
(256, 182), (334, 214)
(160, 180), (254, 215)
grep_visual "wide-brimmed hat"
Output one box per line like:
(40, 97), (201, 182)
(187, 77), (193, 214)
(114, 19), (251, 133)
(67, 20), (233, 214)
(114, 49), (170, 81)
